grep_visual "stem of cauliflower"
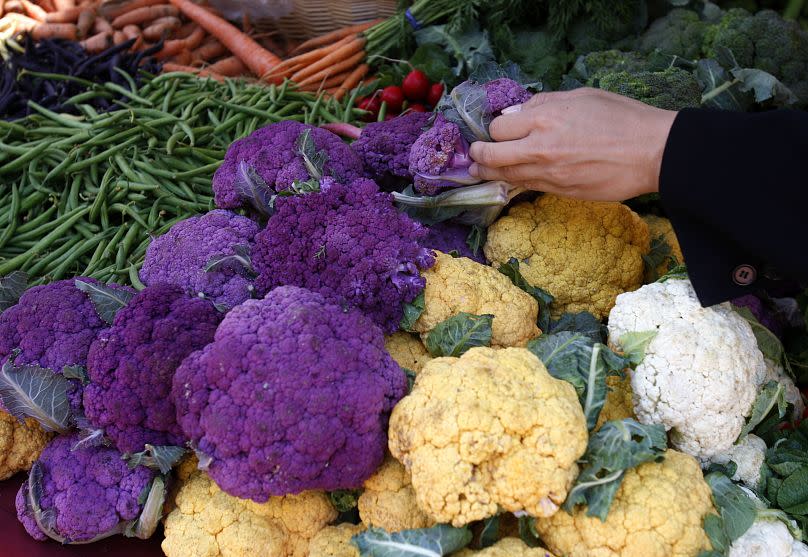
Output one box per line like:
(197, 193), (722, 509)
(392, 181), (523, 208)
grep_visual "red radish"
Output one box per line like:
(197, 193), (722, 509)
(408, 103), (427, 112)
(384, 113), (396, 121)
(402, 69), (429, 101)
(358, 97), (381, 122)
(778, 421), (794, 431)
(427, 83), (444, 107)
(380, 85), (404, 113)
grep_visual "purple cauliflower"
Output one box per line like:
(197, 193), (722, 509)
(483, 78), (532, 113)
(0, 278), (133, 413)
(15, 433), (160, 543)
(82, 285), (222, 454)
(212, 121), (365, 211)
(139, 210), (259, 311)
(251, 177), (434, 333)
(172, 285), (407, 500)
(408, 115), (475, 195)
(733, 294), (785, 339)
(351, 112), (432, 180)
(423, 222), (486, 264)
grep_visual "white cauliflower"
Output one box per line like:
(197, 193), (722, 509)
(607, 279), (767, 460)
(729, 520), (808, 557)
(709, 434), (767, 489)
(765, 358), (805, 420)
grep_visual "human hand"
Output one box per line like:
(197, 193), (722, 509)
(468, 88), (678, 201)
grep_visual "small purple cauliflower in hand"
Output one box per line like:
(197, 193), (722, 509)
(212, 121), (365, 211)
(409, 115), (475, 195)
(16, 433), (160, 543)
(733, 294), (785, 339)
(423, 221), (486, 264)
(0, 278), (133, 413)
(83, 285), (222, 454)
(172, 285), (407, 501)
(252, 177), (434, 333)
(483, 77), (532, 113)
(351, 112), (432, 181)
(139, 210), (259, 311)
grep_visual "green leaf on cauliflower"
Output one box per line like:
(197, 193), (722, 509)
(549, 311), (605, 343)
(777, 466), (808, 516)
(642, 235), (677, 282)
(74, 279), (134, 325)
(329, 489), (361, 513)
(617, 330), (658, 367)
(517, 515), (543, 548)
(425, 313), (494, 357)
(351, 524), (472, 557)
(127, 445), (186, 474)
(497, 258), (554, 332)
(702, 513), (730, 554)
(563, 419), (667, 521)
(400, 292), (425, 333)
(0, 271), (27, 314)
(705, 472), (758, 543)
(740, 381), (787, 439)
(0, 357), (72, 433)
(477, 515), (500, 548)
(733, 306), (792, 376)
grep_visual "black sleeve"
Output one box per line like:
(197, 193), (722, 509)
(658, 108), (808, 306)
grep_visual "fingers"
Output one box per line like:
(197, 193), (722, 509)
(469, 138), (537, 168)
(469, 162), (547, 183)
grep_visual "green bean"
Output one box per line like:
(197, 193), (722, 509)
(27, 237), (82, 276)
(90, 166), (115, 222)
(109, 203), (150, 231)
(67, 175), (83, 211)
(66, 136), (139, 174)
(15, 204), (56, 234)
(26, 101), (90, 128)
(128, 265), (146, 290)
(0, 184), (21, 249)
(51, 233), (108, 281)
(43, 151), (78, 183)
(0, 141), (50, 175)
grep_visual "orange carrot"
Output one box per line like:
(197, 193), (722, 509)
(168, 0), (282, 80)
(191, 38), (226, 63)
(31, 22), (77, 39)
(111, 4), (176, 28)
(52, 0), (74, 10)
(121, 23), (142, 48)
(80, 29), (109, 52)
(290, 19), (381, 55)
(156, 23), (203, 59)
(19, 0), (46, 21)
(142, 14), (179, 40)
(207, 55), (246, 76)
(44, 7), (82, 22)
(112, 29), (126, 44)
(290, 36), (365, 83)
(93, 16), (111, 33)
(296, 51), (364, 86)
(75, 8), (93, 36)
(171, 49), (191, 65)
(174, 20), (195, 38)
(277, 35), (353, 70)
(333, 63), (369, 100)
(100, 0), (163, 20)
(161, 62), (226, 81)
(298, 70), (351, 91)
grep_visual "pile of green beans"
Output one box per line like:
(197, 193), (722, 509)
(0, 72), (366, 287)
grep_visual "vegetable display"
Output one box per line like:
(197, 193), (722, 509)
(1, 1), (808, 557)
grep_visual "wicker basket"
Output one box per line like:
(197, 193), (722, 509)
(270, 0), (397, 41)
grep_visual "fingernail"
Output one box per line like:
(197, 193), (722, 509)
(468, 163), (479, 177)
(502, 104), (522, 114)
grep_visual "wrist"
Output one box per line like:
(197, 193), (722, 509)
(641, 108), (678, 195)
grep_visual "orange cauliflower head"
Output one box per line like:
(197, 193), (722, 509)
(358, 454), (434, 532)
(453, 537), (556, 556)
(308, 523), (364, 557)
(384, 332), (432, 373)
(484, 195), (650, 319)
(0, 410), (52, 480)
(388, 347), (588, 527)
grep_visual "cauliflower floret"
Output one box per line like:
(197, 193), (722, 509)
(607, 279), (767, 460)
(535, 450), (715, 557)
(413, 251), (540, 348)
(309, 523), (364, 557)
(0, 411), (51, 480)
(452, 537), (556, 556)
(358, 455), (434, 532)
(388, 347), (588, 526)
(595, 374), (636, 430)
(728, 519), (808, 557)
(765, 358), (805, 420)
(642, 214), (684, 275)
(162, 470), (337, 557)
(484, 195), (650, 319)
(709, 434), (767, 490)
(384, 332), (432, 373)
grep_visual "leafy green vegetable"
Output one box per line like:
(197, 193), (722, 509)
(400, 292), (426, 332)
(351, 525), (472, 557)
(517, 515), (543, 548)
(527, 332), (629, 429)
(656, 264), (688, 283)
(477, 515), (500, 548)
(465, 225), (486, 258)
(414, 24), (495, 78)
(409, 44), (455, 83)
(61, 365), (88, 384)
(296, 128), (328, 180)
(329, 489), (362, 513)
(74, 279), (134, 325)
(739, 381), (787, 439)
(126, 445), (186, 474)
(643, 235), (677, 282)
(204, 245), (256, 278)
(0, 271), (27, 314)
(549, 312), (605, 343)
(425, 313), (494, 357)
(705, 472), (758, 543)
(563, 419), (667, 520)
(617, 331), (658, 367)
(733, 306), (792, 376)
(497, 258), (554, 332)
(0, 357), (72, 433)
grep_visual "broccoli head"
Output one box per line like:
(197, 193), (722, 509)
(171, 286), (408, 501)
(351, 112), (431, 181)
(637, 8), (709, 60)
(594, 67), (702, 110)
(212, 121), (365, 211)
(408, 115), (474, 195)
(0, 278), (133, 413)
(140, 210), (260, 311)
(576, 49), (650, 79)
(83, 284), (222, 454)
(252, 177), (434, 333)
(15, 433), (161, 543)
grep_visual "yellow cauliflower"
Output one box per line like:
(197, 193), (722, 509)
(642, 214), (684, 269)
(388, 347), (588, 526)
(534, 450), (715, 557)
(358, 454), (434, 532)
(384, 332), (432, 373)
(162, 470), (337, 557)
(453, 537), (556, 556)
(308, 523), (364, 557)
(413, 251), (540, 348)
(484, 195), (650, 319)
(0, 410), (52, 480)
(595, 374), (636, 430)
